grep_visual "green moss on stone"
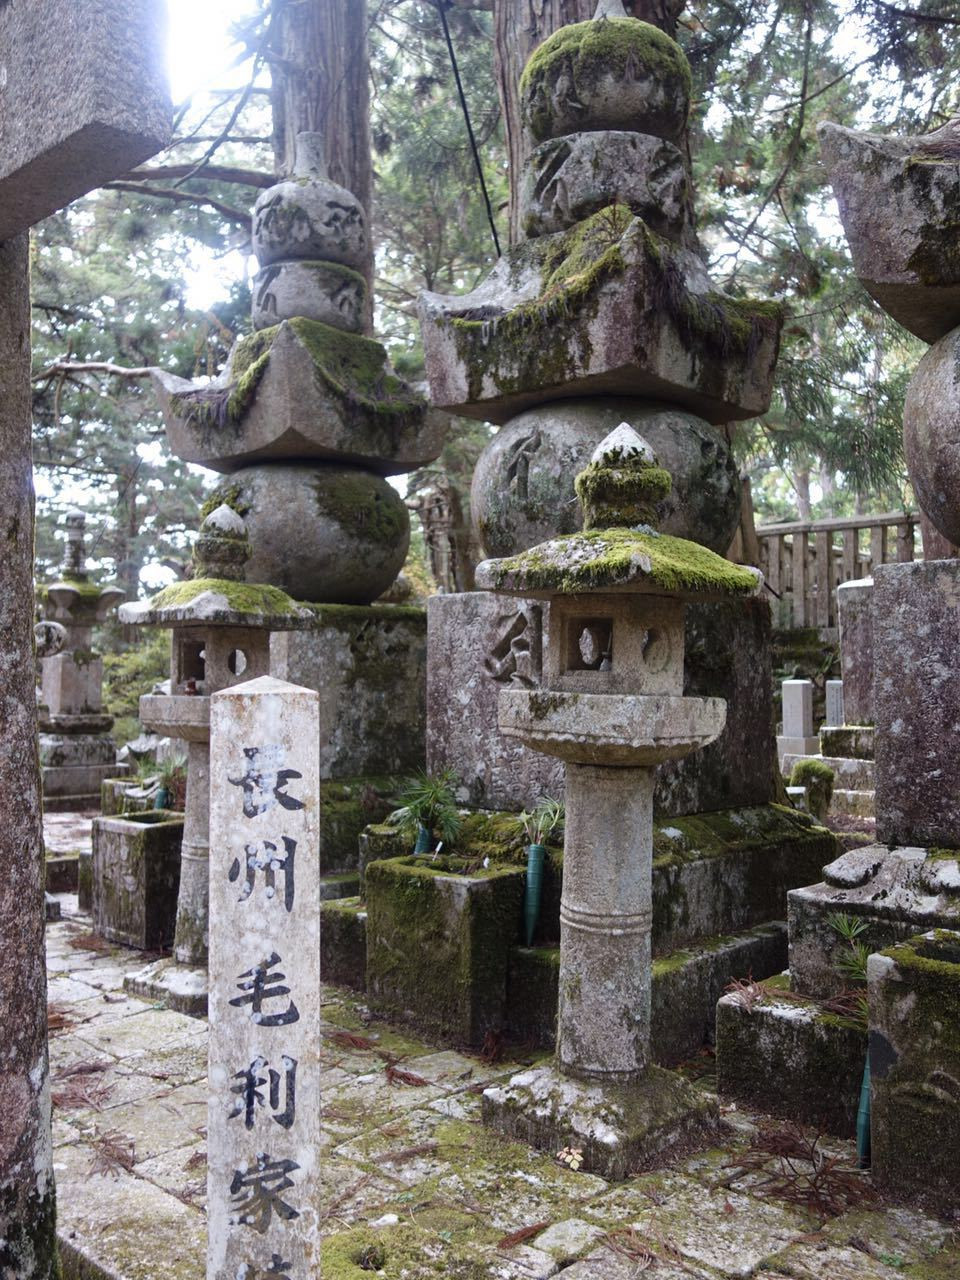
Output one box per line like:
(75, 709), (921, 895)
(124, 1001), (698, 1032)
(488, 526), (759, 597)
(789, 758), (835, 820)
(312, 472), (407, 548)
(576, 458), (672, 530)
(147, 576), (297, 615)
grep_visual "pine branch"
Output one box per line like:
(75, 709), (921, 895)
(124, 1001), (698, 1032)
(100, 182), (251, 230)
(122, 164), (273, 188)
(33, 360), (156, 382)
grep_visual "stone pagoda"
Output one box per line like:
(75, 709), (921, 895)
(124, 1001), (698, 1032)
(147, 130), (447, 892)
(38, 510), (125, 810)
(713, 117), (960, 1211)
(420, 0), (789, 823)
(477, 426), (763, 1177)
(119, 505), (313, 1014)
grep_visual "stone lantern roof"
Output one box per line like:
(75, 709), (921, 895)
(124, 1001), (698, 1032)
(119, 504), (313, 631)
(475, 426), (762, 601)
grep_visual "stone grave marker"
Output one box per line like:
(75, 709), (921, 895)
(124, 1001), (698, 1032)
(824, 679), (844, 728)
(0, 4), (169, 1269)
(207, 676), (321, 1279)
(777, 678), (819, 763)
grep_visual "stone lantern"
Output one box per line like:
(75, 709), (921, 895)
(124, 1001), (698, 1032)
(38, 510), (126, 809)
(119, 504), (312, 1012)
(476, 426), (762, 1178)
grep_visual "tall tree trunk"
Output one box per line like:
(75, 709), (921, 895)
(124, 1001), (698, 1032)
(0, 233), (58, 1279)
(494, 0), (684, 243)
(268, 0), (374, 297)
(794, 467), (811, 521)
(115, 471), (141, 601)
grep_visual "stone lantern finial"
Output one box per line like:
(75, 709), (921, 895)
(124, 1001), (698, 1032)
(593, 0), (629, 18)
(63, 509), (88, 579)
(193, 504), (250, 582)
(575, 423), (672, 531)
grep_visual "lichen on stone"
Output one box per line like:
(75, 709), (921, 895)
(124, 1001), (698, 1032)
(147, 576), (298, 615)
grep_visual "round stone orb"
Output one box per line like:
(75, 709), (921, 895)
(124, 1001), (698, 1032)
(252, 260), (366, 333)
(471, 399), (741, 557)
(210, 463), (409, 604)
(903, 326), (960, 545)
(252, 175), (367, 270)
(519, 18), (691, 145)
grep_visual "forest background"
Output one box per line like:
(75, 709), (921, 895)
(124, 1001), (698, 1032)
(28, 0), (960, 731)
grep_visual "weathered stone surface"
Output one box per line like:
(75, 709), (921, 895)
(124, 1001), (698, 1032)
(252, 152), (367, 269)
(270, 604), (426, 780)
(208, 677), (321, 1277)
(209, 463), (410, 604)
(92, 812), (182, 950)
(820, 725), (874, 760)
(419, 211), (782, 426)
(152, 320), (437, 477)
(427, 591), (563, 811)
(519, 16), (692, 145)
(819, 120), (960, 344)
(470, 399), (741, 558)
(252, 259), (366, 333)
(837, 576), (874, 725)
(903, 326), (960, 545)
(320, 897), (367, 990)
(365, 855), (525, 1046)
(716, 979), (867, 1136)
(782, 753), (875, 791)
(505, 922), (788, 1064)
(519, 132), (689, 241)
(0, 1), (170, 240)
(788, 846), (960, 998)
(482, 1063), (718, 1181)
(825, 679), (844, 727)
(874, 560), (960, 846)
(869, 930), (960, 1218)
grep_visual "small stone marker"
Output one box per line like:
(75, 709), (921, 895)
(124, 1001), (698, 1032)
(777, 678), (819, 764)
(208, 677), (320, 1279)
(824, 679), (844, 728)
(837, 577), (874, 726)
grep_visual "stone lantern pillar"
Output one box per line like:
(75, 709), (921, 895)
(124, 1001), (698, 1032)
(38, 510), (125, 810)
(478, 426), (763, 1177)
(119, 505), (312, 1013)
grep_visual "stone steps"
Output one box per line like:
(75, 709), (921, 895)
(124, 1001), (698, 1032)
(782, 753), (875, 791)
(830, 787), (875, 819)
(320, 871), (360, 901)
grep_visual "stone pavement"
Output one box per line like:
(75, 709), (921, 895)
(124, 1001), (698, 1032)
(44, 887), (959, 1280)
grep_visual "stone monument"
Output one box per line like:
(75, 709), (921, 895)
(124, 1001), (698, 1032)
(208, 676), (321, 1278)
(478, 426), (764, 1178)
(37, 511), (125, 810)
(0, 3), (168, 1271)
(120, 506), (313, 1014)
(420, 0), (785, 820)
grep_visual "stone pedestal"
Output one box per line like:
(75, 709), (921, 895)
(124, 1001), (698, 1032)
(92, 810), (182, 949)
(837, 577), (874, 725)
(271, 603), (426, 779)
(776, 678), (819, 763)
(874, 560), (960, 847)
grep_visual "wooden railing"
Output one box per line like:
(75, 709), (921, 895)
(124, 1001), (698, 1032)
(755, 511), (918, 630)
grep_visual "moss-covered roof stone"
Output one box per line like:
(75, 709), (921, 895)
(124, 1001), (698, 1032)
(118, 577), (313, 630)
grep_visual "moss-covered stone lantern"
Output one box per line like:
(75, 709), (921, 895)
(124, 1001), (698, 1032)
(476, 425), (762, 1178)
(118, 504), (312, 1012)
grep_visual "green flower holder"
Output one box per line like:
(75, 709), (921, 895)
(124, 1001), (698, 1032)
(524, 842), (546, 946)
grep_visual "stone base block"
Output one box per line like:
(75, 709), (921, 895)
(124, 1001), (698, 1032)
(365, 854), (525, 1046)
(42, 761), (124, 803)
(716, 979), (867, 1136)
(869, 930), (960, 1216)
(100, 777), (156, 817)
(320, 897), (367, 991)
(782, 754), (875, 791)
(789, 845), (960, 998)
(123, 959), (208, 1018)
(776, 735), (820, 764)
(92, 811), (182, 950)
(46, 894), (61, 922)
(78, 849), (92, 912)
(46, 854), (79, 893)
(320, 872), (360, 900)
(819, 726), (874, 759)
(482, 1063), (719, 1181)
(506, 922), (788, 1065)
(830, 788), (875, 819)
(270, 605), (426, 780)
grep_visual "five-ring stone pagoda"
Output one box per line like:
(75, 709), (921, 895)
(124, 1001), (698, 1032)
(478, 426), (762, 1178)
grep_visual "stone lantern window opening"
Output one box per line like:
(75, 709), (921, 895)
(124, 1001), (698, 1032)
(176, 635), (206, 691)
(569, 617), (613, 672)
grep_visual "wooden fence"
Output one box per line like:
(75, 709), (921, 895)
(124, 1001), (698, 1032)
(755, 511), (918, 630)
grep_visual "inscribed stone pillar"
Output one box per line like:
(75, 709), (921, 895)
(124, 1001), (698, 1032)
(837, 577), (874, 726)
(776, 678), (818, 761)
(208, 677), (321, 1279)
(825, 680), (844, 728)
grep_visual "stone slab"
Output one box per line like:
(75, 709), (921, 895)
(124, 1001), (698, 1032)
(504, 922), (788, 1065)
(124, 959), (209, 1018)
(271, 604), (426, 781)
(715, 979), (867, 1136)
(837, 576), (874, 726)
(782, 753), (875, 790)
(825, 679), (845, 727)
(482, 1063), (719, 1181)
(42, 762), (121, 800)
(0, 0), (170, 240)
(830, 788), (875, 819)
(788, 845), (960, 998)
(320, 897), (367, 991)
(869, 930), (960, 1217)
(820, 725), (874, 760)
(874, 560), (960, 846)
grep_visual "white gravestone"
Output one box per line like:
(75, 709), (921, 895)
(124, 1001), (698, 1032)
(208, 677), (321, 1280)
(825, 679), (844, 728)
(776, 677), (819, 766)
